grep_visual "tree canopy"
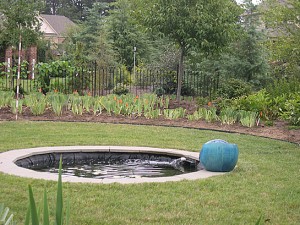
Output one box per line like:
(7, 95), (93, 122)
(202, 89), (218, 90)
(108, 0), (153, 69)
(61, 2), (116, 66)
(133, 0), (242, 99)
(0, 0), (42, 48)
(42, 0), (115, 21)
(261, 0), (300, 78)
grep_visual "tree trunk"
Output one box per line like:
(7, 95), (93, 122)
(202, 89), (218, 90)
(52, 0), (56, 15)
(176, 45), (184, 101)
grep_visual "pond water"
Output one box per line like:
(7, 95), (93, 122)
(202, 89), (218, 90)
(16, 152), (199, 179)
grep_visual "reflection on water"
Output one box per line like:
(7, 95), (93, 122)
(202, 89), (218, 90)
(16, 152), (198, 179)
(39, 158), (196, 179)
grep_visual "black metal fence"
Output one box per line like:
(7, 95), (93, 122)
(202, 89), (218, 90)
(0, 63), (219, 98)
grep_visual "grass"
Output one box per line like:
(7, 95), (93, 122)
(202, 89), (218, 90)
(0, 121), (299, 224)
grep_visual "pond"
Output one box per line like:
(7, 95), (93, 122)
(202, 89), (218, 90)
(0, 146), (225, 184)
(16, 152), (198, 179)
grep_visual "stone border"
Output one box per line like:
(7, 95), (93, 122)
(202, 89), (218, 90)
(0, 146), (225, 184)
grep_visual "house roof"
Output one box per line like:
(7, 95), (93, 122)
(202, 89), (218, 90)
(38, 14), (75, 36)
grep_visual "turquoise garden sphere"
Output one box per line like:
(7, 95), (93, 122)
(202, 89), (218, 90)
(199, 139), (239, 172)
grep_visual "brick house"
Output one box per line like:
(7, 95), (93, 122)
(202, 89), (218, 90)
(3, 14), (75, 78)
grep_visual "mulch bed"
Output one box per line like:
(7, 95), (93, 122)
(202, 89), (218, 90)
(1, 101), (299, 145)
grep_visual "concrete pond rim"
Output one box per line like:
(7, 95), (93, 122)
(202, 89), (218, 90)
(0, 146), (226, 184)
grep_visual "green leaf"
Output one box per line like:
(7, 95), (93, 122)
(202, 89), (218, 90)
(65, 195), (70, 225)
(28, 185), (39, 225)
(255, 215), (263, 225)
(55, 156), (63, 225)
(24, 204), (30, 225)
(43, 188), (49, 225)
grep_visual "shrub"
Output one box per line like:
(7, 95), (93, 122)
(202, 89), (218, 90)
(195, 96), (210, 107)
(266, 77), (300, 98)
(279, 93), (300, 126)
(114, 66), (133, 85)
(36, 61), (78, 94)
(162, 81), (176, 95)
(232, 89), (272, 120)
(154, 87), (165, 96)
(155, 80), (195, 97)
(113, 83), (129, 95)
(217, 78), (252, 99)
(154, 71), (177, 95)
(36, 61), (76, 78)
(181, 83), (196, 96)
(212, 97), (233, 113)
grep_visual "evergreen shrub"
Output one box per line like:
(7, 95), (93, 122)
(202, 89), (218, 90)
(217, 78), (252, 99)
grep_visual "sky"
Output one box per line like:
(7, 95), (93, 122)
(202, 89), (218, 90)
(236, 0), (262, 5)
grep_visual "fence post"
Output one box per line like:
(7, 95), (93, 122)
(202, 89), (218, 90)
(93, 61), (96, 96)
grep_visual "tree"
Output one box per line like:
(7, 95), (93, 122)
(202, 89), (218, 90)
(61, 2), (116, 66)
(43, 0), (116, 21)
(134, 0), (241, 100)
(0, 0), (42, 48)
(187, 0), (270, 91)
(223, 0), (270, 87)
(261, 0), (300, 78)
(221, 27), (270, 88)
(107, 0), (150, 69)
(77, 2), (109, 54)
(80, 2), (116, 66)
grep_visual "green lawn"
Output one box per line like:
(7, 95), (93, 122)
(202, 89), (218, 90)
(0, 121), (299, 224)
